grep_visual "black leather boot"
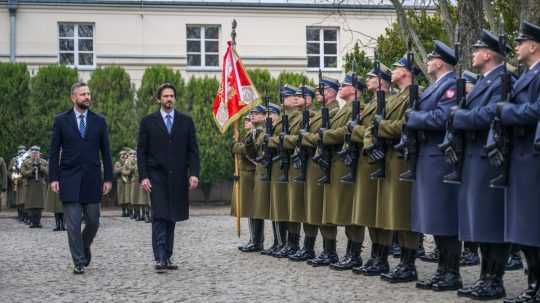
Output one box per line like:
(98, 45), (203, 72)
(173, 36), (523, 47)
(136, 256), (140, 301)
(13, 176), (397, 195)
(330, 241), (363, 271)
(238, 218), (254, 253)
(271, 222), (288, 257)
(59, 213), (66, 231)
(461, 247), (480, 266)
(420, 247), (440, 263)
(471, 250), (507, 301)
(506, 249), (524, 271)
(309, 239), (339, 267)
(432, 248), (463, 292)
(381, 247), (417, 283)
(274, 232), (299, 258)
(355, 244), (390, 276)
(53, 214), (62, 231)
(121, 207), (127, 217)
(503, 247), (539, 303)
(417, 249), (445, 290)
(458, 245), (489, 298)
(261, 222), (280, 256)
(354, 243), (377, 273)
(289, 236), (316, 262)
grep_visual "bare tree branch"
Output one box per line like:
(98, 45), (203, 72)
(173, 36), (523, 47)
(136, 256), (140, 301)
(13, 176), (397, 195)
(483, 0), (498, 31)
(390, 0), (429, 77)
(437, 0), (455, 44)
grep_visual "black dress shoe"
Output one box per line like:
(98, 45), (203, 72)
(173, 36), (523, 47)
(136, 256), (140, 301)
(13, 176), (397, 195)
(329, 255), (362, 271)
(288, 249), (315, 262)
(73, 265), (85, 274)
(416, 269), (444, 290)
(166, 259), (178, 270)
(273, 246), (297, 258)
(419, 248), (440, 263)
(506, 254), (524, 271)
(503, 289), (536, 303)
(84, 247), (91, 267)
(353, 258), (390, 276)
(260, 244), (278, 256)
(432, 272), (463, 292)
(238, 241), (253, 252)
(240, 243), (263, 253)
(470, 277), (506, 301)
(309, 252), (339, 267)
(460, 249), (480, 266)
(381, 263), (418, 283)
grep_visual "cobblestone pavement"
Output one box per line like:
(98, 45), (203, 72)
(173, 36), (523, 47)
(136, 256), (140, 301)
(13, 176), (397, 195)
(0, 205), (528, 303)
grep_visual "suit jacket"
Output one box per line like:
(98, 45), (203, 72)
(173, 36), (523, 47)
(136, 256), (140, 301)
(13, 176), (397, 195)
(49, 109), (113, 203)
(137, 110), (200, 222)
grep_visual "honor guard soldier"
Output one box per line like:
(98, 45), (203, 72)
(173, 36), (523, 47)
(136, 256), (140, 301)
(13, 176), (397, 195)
(451, 30), (514, 300)
(364, 52), (418, 283)
(234, 110), (264, 252)
(267, 85), (297, 258)
(350, 63), (393, 276)
(286, 85), (320, 262)
(9, 145), (27, 222)
(46, 156), (65, 231)
(20, 146), (48, 228)
(246, 103), (282, 255)
(324, 74), (366, 271)
(0, 156), (7, 210)
(406, 40), (461, 291)
(114, 150), (129, 217)
(491, 21), (540, 303)
(304, 77), (341, 267)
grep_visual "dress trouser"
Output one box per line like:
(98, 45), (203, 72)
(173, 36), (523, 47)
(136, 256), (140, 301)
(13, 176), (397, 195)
(63, 202), (100, 266)
(152, 218), (176, 262)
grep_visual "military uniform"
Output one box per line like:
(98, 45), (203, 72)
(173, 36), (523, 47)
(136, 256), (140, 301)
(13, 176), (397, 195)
(130, 153), (150, 222)
(20, 147), (48, 228)
(114, 151), (128, 217)
(234, 109), (264, 253)
(495, 21), (540, 303)
(45, 158), (65, 231)
(404, 42), (462, 291)
(121, 151), (134, 219)
(9, 146), (27, 222)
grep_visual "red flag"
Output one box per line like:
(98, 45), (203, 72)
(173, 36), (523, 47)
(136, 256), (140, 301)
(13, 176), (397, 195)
(212, 41), (259, 133)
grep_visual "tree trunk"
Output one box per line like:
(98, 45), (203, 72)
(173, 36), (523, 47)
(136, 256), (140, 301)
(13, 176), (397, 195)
(520, 0), (540, 25)
(438, 0), (455, 44)
(457, 0), (484, 71)
(483, 0), (498, 31)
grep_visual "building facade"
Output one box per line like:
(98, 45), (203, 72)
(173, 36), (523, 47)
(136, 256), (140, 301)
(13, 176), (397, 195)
(1, 0), (397, 87)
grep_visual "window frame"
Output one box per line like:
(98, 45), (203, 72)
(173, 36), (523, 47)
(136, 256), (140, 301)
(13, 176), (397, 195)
(58, 22), (96, 70)
(186, 24), (221, 70)
(306, 26), (340, 72)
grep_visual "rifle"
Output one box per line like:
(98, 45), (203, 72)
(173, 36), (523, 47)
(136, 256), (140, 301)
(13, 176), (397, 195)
(33, 157), (40, 181)
(367, 51), (386, 180)
(256, 94), (274, 182)
(292, 81), (310, 183)
(437, 32), (466, 184)
(338, 72), (362, 183)
(485, 33), (512, 188)
(276, 85), (290, 183)
(395, 45), (420, 182)
(535, 122), (540, 151)
(313, 69), (332, 185)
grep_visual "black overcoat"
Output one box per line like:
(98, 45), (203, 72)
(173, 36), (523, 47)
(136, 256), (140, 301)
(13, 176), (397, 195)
(137, 110), (200, 222)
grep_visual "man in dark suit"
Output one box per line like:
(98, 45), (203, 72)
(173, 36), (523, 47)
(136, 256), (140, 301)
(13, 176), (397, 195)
(49, 82), (113, 274)
(137, 83), (200, 272)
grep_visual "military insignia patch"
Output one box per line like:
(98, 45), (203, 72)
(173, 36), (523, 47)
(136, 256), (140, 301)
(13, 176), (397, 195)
(444, 88), (456, 99)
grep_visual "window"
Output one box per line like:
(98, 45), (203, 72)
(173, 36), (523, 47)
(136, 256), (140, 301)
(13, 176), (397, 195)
(186, 25), (220, 68)
(58, 23), (95, 68)
(306, 27), (338, 69)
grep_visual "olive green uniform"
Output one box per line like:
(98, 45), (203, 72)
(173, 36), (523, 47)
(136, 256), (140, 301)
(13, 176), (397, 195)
(268, 118), (289, 222)
(20, 158), (48, 227)
(0, 157), (7, 210)
(246, 129), (271, 220)
(231, 131), (257, 218)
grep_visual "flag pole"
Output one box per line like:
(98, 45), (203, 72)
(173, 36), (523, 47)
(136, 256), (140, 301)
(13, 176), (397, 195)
(231, 19), (241, 238)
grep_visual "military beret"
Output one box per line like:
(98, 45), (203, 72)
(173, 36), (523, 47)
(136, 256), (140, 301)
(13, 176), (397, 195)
(462, 70), (479, 84)
(393, 54), (422, 76)
(515, 21), (540, 44)
(427, 40), (457, 65)
(472, 29), (511, 56)
(367, 63), (392, 82)
(341, 74), (367, 91)
(319, 77), (340, 91)
(280, 85), (298, 97)
(295, 85), (316, 98)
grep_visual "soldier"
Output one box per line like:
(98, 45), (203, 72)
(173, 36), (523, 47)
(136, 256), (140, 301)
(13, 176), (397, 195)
(459, 70), (481, 267)
(286, 85), (319, 262)
(20, 146), (48, 228)
(267, 85), (297, 258)
(9, 146), (27, 222)
(246, 103), (281, 255)
(46, 157), (65, 231)
(364, 53), (417, 283)
(321, 74), (366, 271)
(121, 148), (135, 219)
(450, 30), (513, 300)
(303, 77), (341, 267)
(0, 156), (7, 211)
(129, 150), (150, 222)
(490, 21), (540, 303)
(234, 109), (264, 252)
(114, 150), (129, 217)
(350, 63), (393, 275)
(404, 40), (461, 291)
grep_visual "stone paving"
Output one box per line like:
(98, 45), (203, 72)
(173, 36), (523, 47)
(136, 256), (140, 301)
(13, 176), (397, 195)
(0, 205), (529, 302)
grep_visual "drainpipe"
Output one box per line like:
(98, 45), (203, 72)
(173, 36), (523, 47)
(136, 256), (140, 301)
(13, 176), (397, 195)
(8, 0), (18, 63)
